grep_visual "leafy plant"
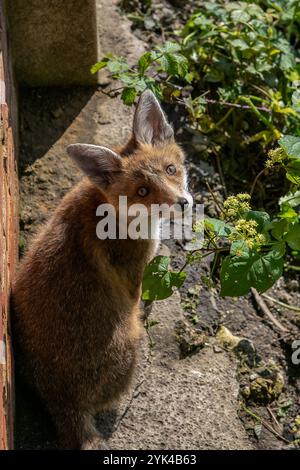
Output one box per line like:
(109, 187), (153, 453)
(142, 256), (186, 301)
(91, 41), (189, 105)
(93, 1), (300, 154)
(91, 1), (300, 300)
(142, 135), (300, 299)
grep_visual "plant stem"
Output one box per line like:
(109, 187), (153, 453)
(208, 107), (234, 132)
(179, 247), (229, 273)
(240, 96), (273, 129)
(240, 403), (290, 444)
(250, 168), (266, 197)
(206, 182), (225, 215)
(205, 98), (271, 113)
(285, 264), (300, 272)
(262, 293), (300, 313)
(251, 288), (287, 332)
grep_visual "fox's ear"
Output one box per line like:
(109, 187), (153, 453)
(67, 143), (122, 186)
(133, 89), (174, 146)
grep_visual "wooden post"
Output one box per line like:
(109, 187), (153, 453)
(0, 2), (18, 450)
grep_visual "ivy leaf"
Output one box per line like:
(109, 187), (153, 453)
(220, 250), (284, 297)
(121, 87), (137, 106)
(142, 256), (186, 301)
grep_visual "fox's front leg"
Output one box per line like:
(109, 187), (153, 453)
(47, 402), (106, 449)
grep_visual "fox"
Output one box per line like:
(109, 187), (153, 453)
(12, 89), (193, 449)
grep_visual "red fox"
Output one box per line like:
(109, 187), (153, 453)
(12, 90), (192, 449)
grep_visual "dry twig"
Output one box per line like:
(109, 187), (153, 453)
(251, 288), (287, 332)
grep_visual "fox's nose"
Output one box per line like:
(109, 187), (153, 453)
(177, 197), (189, 210)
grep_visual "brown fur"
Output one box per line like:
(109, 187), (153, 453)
(12, 91), (189, 449)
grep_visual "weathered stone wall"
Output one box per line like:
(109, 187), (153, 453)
(0, 2), (18, 450)
(6, 0), (99, 86)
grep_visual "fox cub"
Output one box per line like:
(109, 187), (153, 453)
(12, 90), (192, 449)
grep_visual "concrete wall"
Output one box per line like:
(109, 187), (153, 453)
(0, 2), (18, 451)
(6, 0), (99, 86)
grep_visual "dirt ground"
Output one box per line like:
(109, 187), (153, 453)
(15, 0), (300, 450)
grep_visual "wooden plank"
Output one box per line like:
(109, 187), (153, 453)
(0, 2), (18, 450)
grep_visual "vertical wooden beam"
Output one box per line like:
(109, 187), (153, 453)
(0, 2), (18, 451)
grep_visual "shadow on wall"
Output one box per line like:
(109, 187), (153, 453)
(15, 80), (123, 449)
(18, 87), (96, 176)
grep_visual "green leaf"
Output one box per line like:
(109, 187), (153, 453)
(250, 249), (284, 293)
(272, 241), (286, 258)
(121, 87), (137, 106)
(134, 78), (147, 92)
(147, 319), (160, 328)
(119, 73), (139, 86)
(286, 223), (300, 250)
(270, 219), (289, 240)
(286, 159), (300, 185)
(138, 52), (153, 75)
(230, 38), (249, 50)
(245, 211), (270, 231)
(231, 9), (250, 23)
(159, 53), (180, 76)
(279, 191), (300, 208)
(142, 256), (186, 301)
(230, 240), (249, 256)
(90, 58), (109, 74)
(205, 218), (232, 237)
(279, 135), (300, 159)
(278, 202), (298, 221)
(277, 399), (293, 418)
(107, 58), (129, 74)
(220, 249), (284, 297)
(221, 254), (252, 297)
(144, 79), (163, 99)
(159, 41), (181, 54)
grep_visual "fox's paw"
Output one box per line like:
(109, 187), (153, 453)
(81, 437), (109, 450)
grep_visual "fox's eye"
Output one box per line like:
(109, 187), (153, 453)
(137, 187), (149, 197)
(166, 164), (176, 175)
